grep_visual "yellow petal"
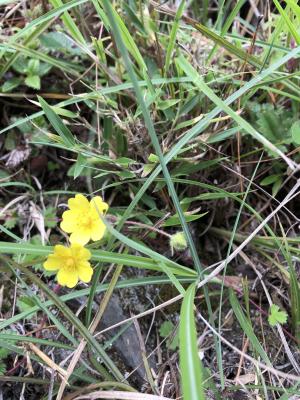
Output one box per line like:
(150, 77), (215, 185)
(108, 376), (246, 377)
(90, 220), (106, 241)
(53, 245), (71, 258)
(90, 196), (109, 214)
(43, 255), (61, 271)
(60, 210), (78, 233)
(70, 243), (91, 260)
(57, 268), (78, 288)
(69, 229), (91, 245)
(77, 262), (93, 283)
(68, 194), (89, 210)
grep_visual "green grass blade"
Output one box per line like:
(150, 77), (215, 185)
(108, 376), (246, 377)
(164, 0), (186, 76)
(289, 265), (300, 342)
(38, 96), (76, 147)
(229, 289), (271, 365)
(209, 0), (246, 62)
(0, 334), (74, 350)
(97, 0), (146, 71)
(192, 21), (262, 68)
(273, 0), (300, 45)
(179, 283), (206, 400)
(49, 0), (86, 45)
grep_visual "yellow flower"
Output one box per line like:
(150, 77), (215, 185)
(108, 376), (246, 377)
(43, 243), (93, 288)
(60, 194), (108, 245)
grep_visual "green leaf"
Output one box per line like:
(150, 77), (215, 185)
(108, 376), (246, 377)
(73, 153), (88, 179)
(272, 178), (283, 197)
(163, 212), (208, 227)
(192, 21), (261, 68)
(40, 32), (82, 55)
(179, 283), (206, 400)
(25, 75), (41, 89)
(0, 344), (10, 359)
(1, 77), (22, 92)
(27, 59), (40, 75)
(159, 321), (179, 350)
(291, 120), (300, 144)
(260, 174), (282, 186)
(268, 304), (288, 327)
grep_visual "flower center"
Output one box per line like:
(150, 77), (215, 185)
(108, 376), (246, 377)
(78, 212), (92, 228)
(65, 257), (76, 270)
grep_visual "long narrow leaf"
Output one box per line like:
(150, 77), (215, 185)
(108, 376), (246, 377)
(229, 289), (271, 365)
(38, 96), (76, 147)
(179, 283), (206, 400)
(0, 241), (196, 277)
(164, 0), (186, 76)
(49, 0), (86, 45)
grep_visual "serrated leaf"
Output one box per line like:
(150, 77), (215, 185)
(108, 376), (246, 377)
(268, 304), (288, 327)
(43, 206), (57, 228)
(4, 217), (17, 230)
(25, 75), (41, 89)
(159, 321), (174, 338)
(148, 153), (159, 163)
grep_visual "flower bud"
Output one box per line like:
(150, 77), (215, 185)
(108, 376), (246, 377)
(170, 232), (187, 252)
